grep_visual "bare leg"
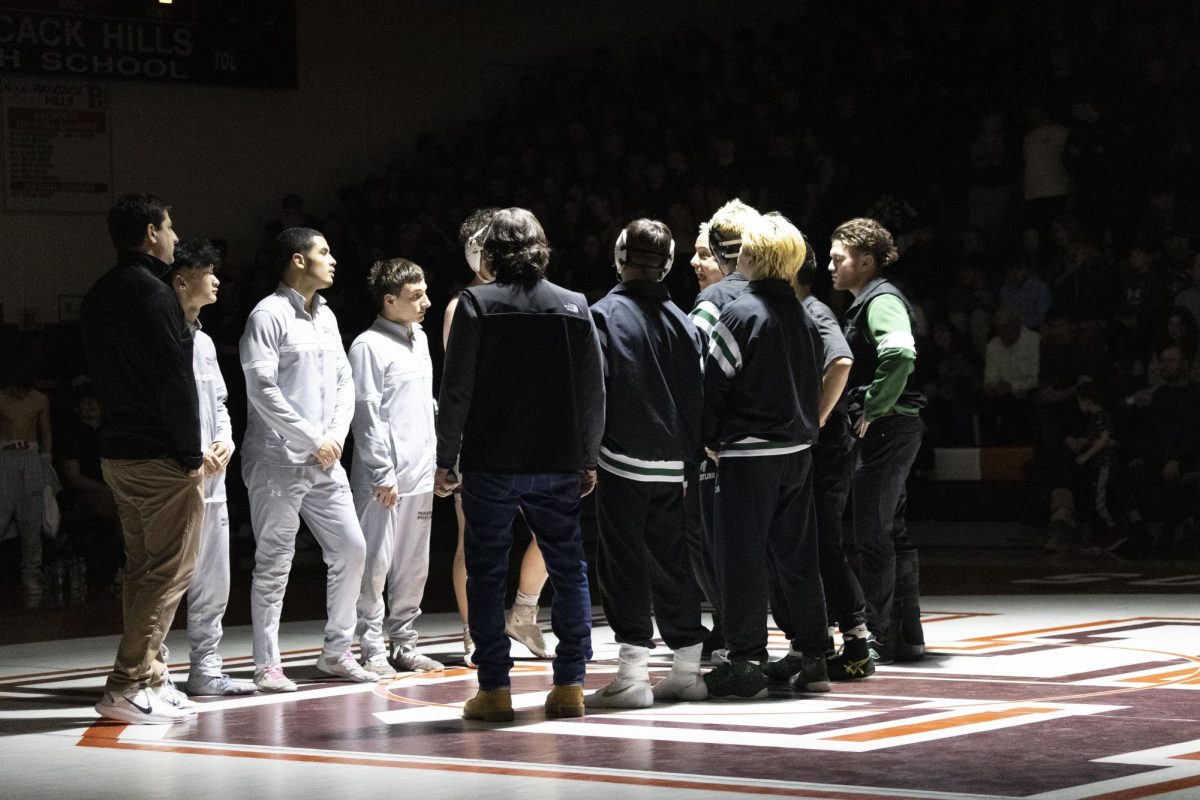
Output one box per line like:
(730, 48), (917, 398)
(452, 495), (468, 624)
(517, 536), (549, 596)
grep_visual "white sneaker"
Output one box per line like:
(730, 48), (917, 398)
(505, 604), (550, 658)
(584, 676), (654, 709)
(95, 684), (191, 724)
(317, 650), (378, 683)
(183, 673), (257, 696)
(652, 671), (708, 702)
(254, 664), (298, 693)
(362, 653), (397, 679)
(393, 649), (444, 673)
(153, 682), (197, 713)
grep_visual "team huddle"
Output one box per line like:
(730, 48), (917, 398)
(83, 193), (925, 725)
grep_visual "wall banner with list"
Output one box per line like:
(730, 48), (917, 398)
(2, 78), (111, 213)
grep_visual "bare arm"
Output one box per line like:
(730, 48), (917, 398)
(819, 357), (852, 427)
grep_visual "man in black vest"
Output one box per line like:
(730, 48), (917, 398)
(436, 208), (605, 721)
(829, 217), (927, 664)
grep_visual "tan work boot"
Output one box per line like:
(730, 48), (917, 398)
(545, 684), (585, 718)
(462, 687), (514, 722)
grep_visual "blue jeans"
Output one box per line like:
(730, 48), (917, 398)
(461, 472), (592, 690)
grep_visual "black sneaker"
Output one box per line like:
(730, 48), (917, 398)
(828, 636), (876, 681)
(703, 660), (768, 700)
(761, 654), (831, 692)
(787, 654), (831, 693)
(867, 635), (894, 665)
(761, 654), (803, 683)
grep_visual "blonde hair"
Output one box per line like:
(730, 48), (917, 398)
(707, 199), (760, 268)
(708, 199), (759, 245)
(741, 212), (808, 281)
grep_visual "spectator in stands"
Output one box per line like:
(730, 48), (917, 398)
(999, 259), (1052, 330)
(966, 111), (1016, 245)
(918, 320), (980, 446)
(1064, 379), (1122, 551)
(980, 306), (1040, 444)
(1144, 307), (1200, 387)
(1114, 242), (1171, 359)
(1036, 310), (1105, 447)
(1173, 253), (1200, 339)
(1021, 104), (1070, 231)
(1118, 344), (1200, 556)
(57, 384), (122, 591)
(946, 260), (995, 358)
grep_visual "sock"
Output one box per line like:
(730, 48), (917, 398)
(670, 643), (703, 675)
(514, 590), (539, 607)
(615, 643), (651, 682)
(844, 624), (869, 641)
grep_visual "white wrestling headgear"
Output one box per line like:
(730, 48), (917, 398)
(614, 225), (676, 281)
(707, 227), (742, 271)
(464, 224), (488, 274)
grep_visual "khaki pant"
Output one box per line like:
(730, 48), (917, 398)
(101, 458), (204, 692)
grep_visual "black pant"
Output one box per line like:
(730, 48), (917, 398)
(814, 420), (867, 633)
(595, 470), (708, 650)
(688, 459), (722, 637)
(713, 450), (827, 662)
(851, 414), (923, 636)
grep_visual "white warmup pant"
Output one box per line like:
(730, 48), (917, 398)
(0, 449), (44, 588)
(186, 501), (230, 676)
(244, 460), (366, 667)
(354, 490), (434, 659)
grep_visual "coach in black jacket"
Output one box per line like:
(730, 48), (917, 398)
(436, 208), (604, 722)
(83, 193), (205, 725)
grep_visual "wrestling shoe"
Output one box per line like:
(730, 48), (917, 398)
(867, 636), (894, 665)
(703, 661), (768, 700)
(254, 664), (297, 693)
(585, 676), (653, 709)
(827, 636), (876, 681)
(95, 683), (192, 724)
(505, 603), (550, 658)
(463, 687), (514, 722)
(362, 653), (397, 679)
(317, 651), (379, 683)
(545, 684), (585, 718)
(392, 649), (444, 673)
(182, 673), (257, 696)
(761, 653), (831, 692)
(651, 643), (707, 702)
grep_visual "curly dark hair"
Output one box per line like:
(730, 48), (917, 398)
(831, 217), (899, 268)
(481, 207), (551, 284)
(458, 207), (499, 245)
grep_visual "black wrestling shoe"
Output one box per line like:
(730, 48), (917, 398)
(761, 653), (831, 692)
(827, 636), (876, 681)
(867, 635), (894, 665)
(703, 660), (768, 700)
